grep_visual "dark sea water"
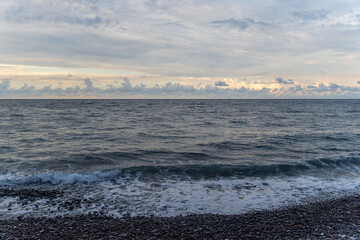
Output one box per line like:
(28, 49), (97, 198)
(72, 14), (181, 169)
(1, 99), (360, 219)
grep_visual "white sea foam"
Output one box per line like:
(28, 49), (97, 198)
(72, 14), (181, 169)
(2, 153), (360, 186)
(0, 169), (123, 185)
(1, 173), (360, 219)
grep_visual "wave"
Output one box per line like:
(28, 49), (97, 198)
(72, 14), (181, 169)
(1, 154), (360, 186)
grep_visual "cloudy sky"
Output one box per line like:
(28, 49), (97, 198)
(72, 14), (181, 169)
(0, 0), (360, 98)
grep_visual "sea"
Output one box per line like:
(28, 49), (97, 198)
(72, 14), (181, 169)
(1, 99), (360, 219)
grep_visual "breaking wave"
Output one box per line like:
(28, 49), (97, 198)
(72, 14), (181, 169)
(1, 154), (360, 186)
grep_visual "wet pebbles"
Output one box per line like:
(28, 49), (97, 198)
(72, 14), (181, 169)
(0, 187), (62, 200)
(2, 195), (360, 239)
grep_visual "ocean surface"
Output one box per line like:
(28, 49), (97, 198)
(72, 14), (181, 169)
(1, 99), (360, 219)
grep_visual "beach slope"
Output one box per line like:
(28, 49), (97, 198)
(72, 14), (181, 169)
(2, 195), (360, 239)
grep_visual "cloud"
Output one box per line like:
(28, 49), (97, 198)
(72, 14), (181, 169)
(357, 81), (360, 84)
(0, 79), (10, 90)
(329, 83), (340, 91)
(210, 18), (267, 30)
(307, 83), (360, 93)
(214, 80), (229, 87)
(291, 9), (330, 21)
(288, 85), (304, 93)
(2, 78), (360, 98)
(307, 83), (329, 92)
(4, 2), (111, 28)
(275, 77), (294, 85)
(0, 78), (278, 98)
(0, 0), (359, 87)
(17, 83), (36, 93)
(121, 77), (132, 90)
(83, 78), (95, 90)
(336, 85), (360, 92)
(155, 82), (197, 93)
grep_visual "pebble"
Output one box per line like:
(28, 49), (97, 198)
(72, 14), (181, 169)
(1, 194), (360, 239)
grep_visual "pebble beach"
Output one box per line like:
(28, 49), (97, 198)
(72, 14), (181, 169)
(2, 194), (360, 239)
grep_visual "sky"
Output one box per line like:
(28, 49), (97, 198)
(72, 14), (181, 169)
(0, 0), (360, 98)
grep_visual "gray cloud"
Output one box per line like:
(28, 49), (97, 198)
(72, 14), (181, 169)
(357, 81), (360, 84)
(291, 9), (330, 21)
(83, 78), (94, 89)
(156, 82), (197, 93)
(4, 2), (111, 28)
(0, 79), (10, 90)
(288, 85), (304, 93)
(276, 77), (294, 85)
(307, 83), (329, 92)
(0, 78), (279, 98)
(2, 78), (360, 98)
(17, 83), (36, 93)
(329, 83), (340, 91)
(121, 77), (132, 90)
(214, 80), (229, 87)
(84, 78), (95, 92)
(307, 83), (360, 93)
(211, 18), (267, 30)
(0, 0), (359, 86)
(336, 85), (360, 92)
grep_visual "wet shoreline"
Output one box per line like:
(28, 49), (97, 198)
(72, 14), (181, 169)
(2, 194), (360, 239)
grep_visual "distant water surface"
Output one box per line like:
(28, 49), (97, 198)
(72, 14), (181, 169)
(1, 99), (360, 218)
